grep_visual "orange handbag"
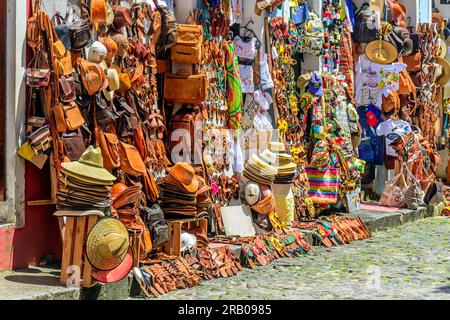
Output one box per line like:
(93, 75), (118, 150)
(53, 102), (85, 132)
(164, 72), (207, 104)
(96, 127), (121, 169)
(175, 24), (203, 47)
(142, 169), (159, 204)
(119, 141), (147, 176)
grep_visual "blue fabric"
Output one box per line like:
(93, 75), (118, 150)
(291, 3), (310, 25)
(357, 105), (384, 165)
(346, 0), (356, 27)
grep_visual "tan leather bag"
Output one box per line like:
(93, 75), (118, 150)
(171, 42), (202, 64)
(119, 141), (146, 176)
(142, 169), (159, 204)
(56, 50), (73, 76)
(175, 24), (203, 47)
(164, 73), (207, 104)
(63, 102), (85, 130)
(96, 127), (121, 169)
(54, 102), (68, 133)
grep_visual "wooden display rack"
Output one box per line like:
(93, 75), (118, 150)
(58, 215), (99, 288)
(163, 217), (208, 256)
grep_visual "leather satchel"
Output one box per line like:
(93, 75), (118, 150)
(52, 14), (72, 50)
(164, 73), (207, 104)
(59, 75), (76, 103)
(67, 19), (91, 50)
(28, 125), (52, 154)
(119, 141), (146, 176)
(171, 42), (202, 64)
(62, 129), (86, 161)
(96, 126), (121, 169)
(142, 168), (159, 204)
(141, 204), (169, 249)
(63, 102), (85, 131)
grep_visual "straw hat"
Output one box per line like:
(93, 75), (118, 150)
(259, 149), (277, 166)
(269, 141), (286, 153)
(365, 40), (398, 64)
(61, 146), (116, 182)
(438, 38), (447, 59)
(370, 0), (384, 14)
(92, 247), (133, 283)
(166, 162), (199, 193)
(86, 218), (130, 271)
(436, 56), (450, 87)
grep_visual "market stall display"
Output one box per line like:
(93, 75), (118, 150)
(19, 0), (449, 298)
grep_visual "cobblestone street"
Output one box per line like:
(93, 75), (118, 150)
(155, 217), (450, 300)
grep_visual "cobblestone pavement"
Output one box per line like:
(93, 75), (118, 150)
(150, 217), (450, 300)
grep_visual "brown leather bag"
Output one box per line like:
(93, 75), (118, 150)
(134, 125), (150, 164)
(113, 6), (133, 29)
(119, 141), (146, 176)
(63, 102), (85, 131)
(164, 72), (207, 104)
(27, 11), (41, 50)
(142, 169), (159, 204)
(62, 129), (86, 161)
(251, 194), (276, 215)
(80, 59), (104, 95)
(96, 126), (121, 169)
(171, 42), (202, 64)
(175, 24), (204, 47)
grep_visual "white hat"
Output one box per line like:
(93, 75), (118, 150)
(180, 231), (197, 252)
(88, 41), (108, 64)
(244, 181), (261, 206)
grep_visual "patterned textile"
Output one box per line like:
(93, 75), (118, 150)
(305, 167), (341, 205)
(225, 42), (242, 130)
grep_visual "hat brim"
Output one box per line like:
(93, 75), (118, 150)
(365, 40), (398, 64)
(166, 168), (199, 193)
(92, 248), (133, 283)
(437, 57), (450, 86)
(62, 162), (116, 183)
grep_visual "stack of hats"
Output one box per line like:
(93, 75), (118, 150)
(86, 218), (133, 283)
(243, 152), (278, 185)
(57, 146), (116, 214)
(268, 142), (297, 184)
(159, 162), (205, 219)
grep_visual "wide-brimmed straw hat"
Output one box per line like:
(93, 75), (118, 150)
(437, 56), (450, 87)
(91, 247), (133, 283)
(61, 146), (116, 183)
(365, 40), (398, 64)
(166, 162), (199, 193)
(86, 218), (130, 271)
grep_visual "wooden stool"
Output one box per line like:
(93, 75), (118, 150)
(57, 214), (99, 288)
(163, 218), (208, 256)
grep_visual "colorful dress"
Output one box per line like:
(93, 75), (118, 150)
(225, 42), (242, 130)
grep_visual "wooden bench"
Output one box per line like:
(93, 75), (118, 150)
(57, 215), (98, 288)
(163, 218), (208, 256)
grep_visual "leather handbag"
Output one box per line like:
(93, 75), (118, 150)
(63, 102), (85, 131)
(52, 14), (72, 50)
(171, 42), (202, 64)
(142, 168), (159, 204)
(62, 129), (86, 161)
(26, 68), (50, 88)
(119, 141), (146, 176)
(59, 75), (76, 103)
(168, 111), (196, 152)
(164, 72), (207, 104)
(113, 6), (133, 29)
(27, 11), (41, 50)
(54, 102), (68, 133)
(28, 125), (52, 154)
(175, 24), (203, 47)
(96, 126), (121, 169)
(67, 19), (91, 50)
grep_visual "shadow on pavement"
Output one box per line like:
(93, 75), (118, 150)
(4, 275), (62, 287)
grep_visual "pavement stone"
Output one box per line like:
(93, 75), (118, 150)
(139, 217), (450, 300)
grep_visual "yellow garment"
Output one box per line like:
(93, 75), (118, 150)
(272, 184), (295, 226)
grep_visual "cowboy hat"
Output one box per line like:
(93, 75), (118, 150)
(166, 162), (199, 193)
(437, 56), (450, 87)
(61, 146), (116, 182)
(365, 40), (398, 64)
(92, 247), (133, 283)
(86, 218), (130, 271)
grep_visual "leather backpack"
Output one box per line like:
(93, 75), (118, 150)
(80, 59), (104, 95)
(52, 14), (72, 50)
(141, 204), (169, 250)
(156, 5), (178, 56)
(353, 4), (378, 44)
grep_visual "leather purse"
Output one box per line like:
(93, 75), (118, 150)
(28, 125), (52, 154)
(250, 194), (276, 215)
(63, 102), (85, 131)
(26, 68), (51, 88)
(142, 168), (159, 204)
(62, 129), (86, 161)
(175, 24), (204, 47)
(67, 19), (91, 50)
(164, 73), (207, 104)
(119, 141), (146, 176)
(96, 126), (121, 169)
(113, 6), (133, 29)
(59, 75), (76, 103)
(52, 14), (72, 50)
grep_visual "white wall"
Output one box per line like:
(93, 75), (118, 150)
(434, 1), (450, 18)
(0, 0), (27, 227)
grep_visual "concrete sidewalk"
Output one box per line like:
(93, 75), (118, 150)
(0, 203), (442, 300)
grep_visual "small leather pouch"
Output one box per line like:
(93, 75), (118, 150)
(119, 141), (146, 176)
(63, 102), (85, 131)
